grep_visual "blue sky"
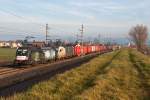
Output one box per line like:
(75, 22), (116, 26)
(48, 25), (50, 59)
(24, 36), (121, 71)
(0, 0), (150, 42)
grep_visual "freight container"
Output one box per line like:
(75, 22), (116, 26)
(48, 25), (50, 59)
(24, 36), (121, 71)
(65, 46), (74, 58)
(31, 51), (43, 62)
(87, 46), (92, 54)
(99, 45), (104, 52)
(83, 46), (88, 54)
(74, 44), (81, 56)
(56, 46), (66, 59)
(91, 46), (96, 52)
(103, 45), (107, 52)
(41, 47), (56, 61)
(95, 45), (99, 52)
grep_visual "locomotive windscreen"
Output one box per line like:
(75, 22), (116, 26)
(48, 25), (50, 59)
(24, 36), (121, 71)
(16, 49), (28, 56)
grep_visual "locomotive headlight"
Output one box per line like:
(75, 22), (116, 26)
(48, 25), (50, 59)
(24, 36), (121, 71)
(16, 56), (28, 61)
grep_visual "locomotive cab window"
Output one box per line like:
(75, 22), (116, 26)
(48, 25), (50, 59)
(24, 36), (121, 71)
(16, 49), (22, 56)
(16, 49), (28, 56)
(22, 50), (28, 56)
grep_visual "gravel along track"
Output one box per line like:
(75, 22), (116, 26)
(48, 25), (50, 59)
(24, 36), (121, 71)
(0, 52), (106, 97)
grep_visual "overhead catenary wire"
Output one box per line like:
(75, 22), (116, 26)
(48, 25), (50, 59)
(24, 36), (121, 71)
(0, 8), (45, 38)
(0, 8), (45, 28)
(0, 8), (78, 41)
(0, 26), (42, 34)
(0, 9), (69, 34)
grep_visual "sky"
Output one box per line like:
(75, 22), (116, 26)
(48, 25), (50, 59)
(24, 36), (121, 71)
(0, 0), (150, 43)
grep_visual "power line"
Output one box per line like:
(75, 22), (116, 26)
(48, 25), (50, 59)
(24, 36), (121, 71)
(98, 33), (101, 44)
(75, 34), (80, 41)
(0, 8), (46, 39)
(0, 8), (75, 37)
(0, 9), (71, 39)
(0, 8), (45, 28)
(0, 26), (42, 34)
(80, 24), (84, 55)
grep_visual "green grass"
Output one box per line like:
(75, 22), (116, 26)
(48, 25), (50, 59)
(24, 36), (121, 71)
(0, 48), (16, 61)
(1, 49), (150, 100)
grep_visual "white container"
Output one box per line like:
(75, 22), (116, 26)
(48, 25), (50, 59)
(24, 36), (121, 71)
(57, 46), (66, 59)
(42, 47), (56, 61)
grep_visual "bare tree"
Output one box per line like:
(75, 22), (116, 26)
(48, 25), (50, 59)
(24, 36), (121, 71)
(129, 24), (148, 53)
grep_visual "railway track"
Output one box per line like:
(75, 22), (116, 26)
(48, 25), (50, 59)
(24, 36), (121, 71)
(0, 51), (108, 97)
(0, 62), (12, 68)
(0, 65), (31, 78)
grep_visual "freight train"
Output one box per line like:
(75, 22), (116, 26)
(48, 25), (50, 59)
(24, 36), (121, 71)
(13, 44), (113, 65)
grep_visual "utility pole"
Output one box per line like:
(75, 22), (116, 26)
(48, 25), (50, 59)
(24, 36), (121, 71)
(98, 33), (101, 44)
(75, 34), (79, 41)
(80, 24), (84, 55)
(46, 23), (48, 44)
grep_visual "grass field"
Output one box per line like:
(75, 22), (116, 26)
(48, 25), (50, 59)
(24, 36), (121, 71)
(1, 48), (150, 100)
(0, 48), (16, 61)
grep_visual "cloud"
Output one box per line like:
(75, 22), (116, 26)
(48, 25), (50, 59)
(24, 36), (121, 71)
(0, 0), (150, 40)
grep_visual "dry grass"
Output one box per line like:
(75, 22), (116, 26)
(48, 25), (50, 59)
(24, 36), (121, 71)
(1, 49), (150, 100)
(75, 49), (146, 100)
(5, 51), (119, 100)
